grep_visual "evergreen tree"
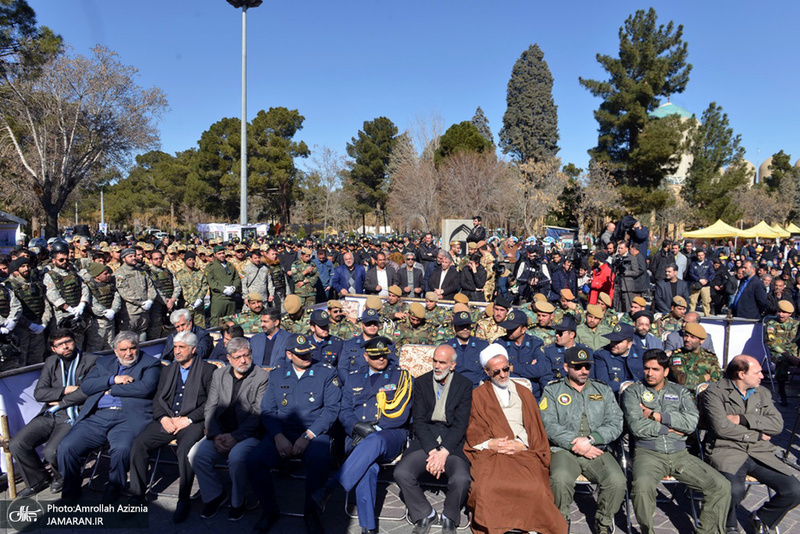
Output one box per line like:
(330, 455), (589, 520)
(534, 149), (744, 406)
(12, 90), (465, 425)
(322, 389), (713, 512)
(434, 121), (493, 166)
(499, 44), (559, 163)
(579, 7), (691, 188)
(471, 107), (494, 145)
(345, 117), (398, 216)
(764, 150), (800, 221)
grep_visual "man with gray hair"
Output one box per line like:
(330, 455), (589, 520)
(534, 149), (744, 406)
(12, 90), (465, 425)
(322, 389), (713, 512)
(58, 330), (161, 502)
(189, 337), (269, 521)
(428, 253), (460, 301)
(160, 308), (213, 361)
(128, 330), (216, 523)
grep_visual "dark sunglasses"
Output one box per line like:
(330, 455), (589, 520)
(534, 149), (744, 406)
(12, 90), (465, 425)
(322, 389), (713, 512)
(490, 366), (510, 377)
(568, 363), (592, 371)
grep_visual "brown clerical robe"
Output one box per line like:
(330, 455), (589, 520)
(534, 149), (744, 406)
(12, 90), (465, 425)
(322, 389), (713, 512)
(464, 381), (568, 534)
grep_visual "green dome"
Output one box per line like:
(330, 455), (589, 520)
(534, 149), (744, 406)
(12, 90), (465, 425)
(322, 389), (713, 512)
(649, 102), (693, 120)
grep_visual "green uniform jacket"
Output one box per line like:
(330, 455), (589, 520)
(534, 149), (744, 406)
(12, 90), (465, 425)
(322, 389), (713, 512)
(205, 260), (241, 300)
(622, 380), (698, 454)
(575, 323), (612, 352)
(540, 378), (623, 452)
(700, 377), (785, 474)
(291, 260), (318, 298)
(668, 347), (722, 392)
(765, 318), (799, 358)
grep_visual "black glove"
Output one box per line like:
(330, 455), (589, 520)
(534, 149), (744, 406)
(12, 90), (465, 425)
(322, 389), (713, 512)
(351, 421), (377, 447)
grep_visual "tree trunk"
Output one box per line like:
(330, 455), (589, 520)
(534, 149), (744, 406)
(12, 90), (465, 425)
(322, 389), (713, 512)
(44, 208), (59, 238)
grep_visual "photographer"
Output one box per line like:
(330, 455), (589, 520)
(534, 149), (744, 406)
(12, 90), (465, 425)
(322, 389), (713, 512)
(612, 240), (642, 312)
(460, 252), (487, 302)
(589, 251), (614, 305)
(550, 257), (577, 304)
(515, 246), (552, 303)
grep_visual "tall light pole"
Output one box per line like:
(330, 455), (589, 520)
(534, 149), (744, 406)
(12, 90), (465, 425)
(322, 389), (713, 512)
(227, 0), (263, 225)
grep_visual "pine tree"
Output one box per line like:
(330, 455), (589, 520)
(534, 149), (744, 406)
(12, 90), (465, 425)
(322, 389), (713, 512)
(499, 44), (559, 163)
(471, 107), (494, 146)
(345, 117), (398, 216)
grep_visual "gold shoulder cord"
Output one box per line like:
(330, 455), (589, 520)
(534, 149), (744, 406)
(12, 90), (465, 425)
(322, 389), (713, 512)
(376, 370), (413, 419)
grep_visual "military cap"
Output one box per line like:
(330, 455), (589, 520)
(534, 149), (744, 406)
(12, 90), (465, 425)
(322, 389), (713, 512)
(234, 243), (246, 251)
(109, 245), (121, 252)
(479, 343), (508, 368)
(494, 295), (512, 310)
(120, 247), (136, 259)
(534, 301), (555, 314)
(177, 244), (187, 251)
(565, 346), (594, 365)
(532, 293), (547, 302)
(603, 323), (635, 342)
(364, 336), (393, 357)
(684, 322), (707, 340)
(425, 291), (439, 302)
(499, 309), (527, 330)
(778, 300), (795, 314)
(360, 308), (381, 323)
(167, 244), (178, 253)
(8, 257), (29, 273)
(99, 241), (108, 248)
(246, 292), (264, 302)
(453, 303), (470, 314)
(476, 240), (487, 249)
(453, 293), (469, 304)
(671, 296), (688, 308)
(598, 292), (612, 307)
(452, 310), (473, 327)
(560, 289), (576, 301)
(286, 334), (315, 356)
(388, 285), (402, 297)
(300, 247), (313, 255)
(212, 245), (226, 253)
(365, 295), (383, 310)
(553, 314), (577, 332)
(408, 302), (426, 319)
(586, 304), (604, 319)
(467, 242), (478, 250)
(284, 294), (302, 314)
(71, 236), (81, 243)
(143, 243), (154, 251)
(184, 251), (197, 261)
(484, 303), (494, 317)
(631, 310), (654, 323)
(632, 296), (647, 308)
(310, 309), (330, 326)
(327, 299), (343, 309)
(87, 262), (108, 278)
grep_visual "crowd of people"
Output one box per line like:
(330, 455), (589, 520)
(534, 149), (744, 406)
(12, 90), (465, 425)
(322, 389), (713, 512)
(5, 215), (800, 534)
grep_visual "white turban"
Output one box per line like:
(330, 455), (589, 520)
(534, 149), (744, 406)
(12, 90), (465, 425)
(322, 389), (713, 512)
(479, 344), (509, 369)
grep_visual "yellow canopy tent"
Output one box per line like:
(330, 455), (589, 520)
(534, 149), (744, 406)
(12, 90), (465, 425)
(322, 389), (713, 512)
(771, 224), (791, 238)
(785, 222), (800, 234)
(738, 221), (781, 239)
(682, 219), (742, 238)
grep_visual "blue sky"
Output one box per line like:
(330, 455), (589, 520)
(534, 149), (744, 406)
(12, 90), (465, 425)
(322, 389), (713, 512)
(32, 0), (800, 174)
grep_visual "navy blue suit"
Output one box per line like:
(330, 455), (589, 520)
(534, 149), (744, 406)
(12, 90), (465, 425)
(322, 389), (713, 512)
(337, 335), (397, 383)
(593, 345), (644, 393)
(337, 365), (412, 530)
(249, 328), (291, 367)
(733, 274), (769, 320)
(58, 353), (161, 499)
(493, 335), (547, 398)
(540, 342), (592, 385)
(447, 336), (489, 387)
(161, 324), (213, 360)
(247, 360), (342, 514)
(331, 264), (366, 295)
(310, 335), (344, 367)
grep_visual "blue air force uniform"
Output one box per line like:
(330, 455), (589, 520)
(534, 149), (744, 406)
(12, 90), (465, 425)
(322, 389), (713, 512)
(540, 342), (593, 385)
(493, 333), (547, 398)
(337, 335), (397, 383)
(310, 334), (344, 367)
(448, 336), (489, 388)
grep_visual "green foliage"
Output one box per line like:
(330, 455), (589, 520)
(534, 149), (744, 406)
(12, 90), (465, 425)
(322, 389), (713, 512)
(628, 114), (687, 190)
(193, 117), (242, 220)
(764, 150), (798, 192)
(296, 225), (306, 240)
(550, 163), (582, 227)
(434, 121), (493, 166)
(618, 184), (674, 216)
(682, 102), (748, 224)
(499, 44), (559, 163)
(0, 0), (62, 77)
(579, 7), (691, 187)
(471, 107), (494, 145)
(346, 117), (398, 215)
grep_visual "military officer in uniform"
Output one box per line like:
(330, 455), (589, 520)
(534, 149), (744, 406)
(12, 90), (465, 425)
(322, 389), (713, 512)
(764, 300), (799, 405)
(492, 309), (547, 398)
(308, 309), (344, 366)
(328, 299), (358, 340)
(666, 322), (721, 393)
(222, 291), (265, 334)
(85, 262), (122, 352)
(384, 285), (408, 323)
(242, 250), (269, 298)
(43, 242), (89, 345)
(291, 247), (319, 307)
(596, 293), (619, 330)
(146, 249), (181, 340)
(475, 295), (511, 343)
(115, 248), (156, 339)
(622, 349), (730, 534)
(656, 296), (687, 339)
(593, 323), (644, 394)
(205, 245), (241, 329)
(282, 294), (312, 335)
(540, 347), (625, 534)
(447, 310), (489, 387)
(394, 302), (447, 348)
(617, 295), (648, 327)
(264, 246), (287, 312)
(541, 315), (593, 385)
(337, 309), (397, 385)
(530, 300), (557, 347)
(423, 292), (449, 328)
(576, 304), (612, 352)
(176, 251), (208, 328)
(247, 334), (342, 534)
(7, 256), (46, 365)
(554, 288), (585, 326)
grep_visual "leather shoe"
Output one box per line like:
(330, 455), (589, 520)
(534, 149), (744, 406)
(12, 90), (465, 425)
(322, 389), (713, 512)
(412, 512), (439, 534)
(17, 478), (50, 497)
(361, 529), (378, 534)
(441, 515), (457, 534)
(750, 512), (772, 534)
(50, 477), (64, 494)
(253, 508), (280, 533)
(304, 504), (324, 534)
(172, 500), (190, 524)
(200, 490), (229, 519)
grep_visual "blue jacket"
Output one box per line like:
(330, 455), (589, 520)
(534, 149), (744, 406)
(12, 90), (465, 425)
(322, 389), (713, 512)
(593, 345), (644, 393)
(339, 364), (411, 437)
(688, 260), (715, 284)
(337, 335), (398, 383)
(492, 335), (547, 398)
(540, 342), (593, 385)
(249, 328), (291, 367)
(161, 324), (213, 360)
(550, 267), (577, 301)
(331, 264), (366, 295)
(78, 353), (161, 435)
(447, 336), (489, 388)
(733, 275), (769, 320)
(310, 335), (344, 367)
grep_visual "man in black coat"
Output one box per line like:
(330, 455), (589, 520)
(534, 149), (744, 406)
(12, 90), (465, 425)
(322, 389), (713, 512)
(394, 344), (473, 534)
(364, 252), (397, 296)
(396, 252), (425, 297)
(466, 216), (486, 244)
(653, 263), (690, 314)
(733, 260), (769, 320)
(427, 254), (461, 301)
(10, 329), (97, 497)
(160, 308), (213, 360)
(128, 330), (215, 523)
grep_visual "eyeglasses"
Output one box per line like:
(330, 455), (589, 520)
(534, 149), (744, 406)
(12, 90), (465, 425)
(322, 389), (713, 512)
(490, 366), (510, 377)
(568, 363), (592, 371)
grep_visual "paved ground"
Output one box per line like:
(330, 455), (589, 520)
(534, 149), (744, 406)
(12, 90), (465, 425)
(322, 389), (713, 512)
(8, 387), (800, 534)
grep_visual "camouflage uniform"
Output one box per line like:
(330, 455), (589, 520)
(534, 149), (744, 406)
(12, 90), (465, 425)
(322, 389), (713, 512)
(667, 347), (722, 393)
(475, 316), (505, 343)
(656, 314), (683, 339)
(282, 309), (313, 335)
(107, 260), (121, 273)
(291, 259), (318, 307)
(424, 306), (449, 328)
(86, 277), (122, 352)
(554, 306), (585, 326)
(43, 265), (90, 326)
(0, 285), (23, 370)
(529, 325), (556, 347)
(176, 266), (208, 328)
(222, 309), (262, 334)
(392, 320), (447, 347)
(146, 264), (181, 340)
(7, 273), (47, 365)
(384, 301), (408, 323)
(765, 317), (799, 380)
(115, 262), (157, 337)
(600, 309), (619, 330)
(480, 253), (496, 301)
(329, 318), (359, 340)
(266, 260), (287, 311)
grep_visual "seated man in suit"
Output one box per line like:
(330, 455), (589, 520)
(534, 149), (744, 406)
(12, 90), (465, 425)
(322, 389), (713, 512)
(653, 263), (690, 315)
(10, 328), (98, 497)
(161, 308), (213, 360)
(128, 330), (215, 523)
(427, 253), (460, 301)
(57, 330), (161, 502)
(189, 337), (269, 521)
(365, 252), (397, 297)
(208, 323), (245, 361)
(395, 344), (473, 534)
(397, 251), (424, 297)
(248, 307), (291, 367)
